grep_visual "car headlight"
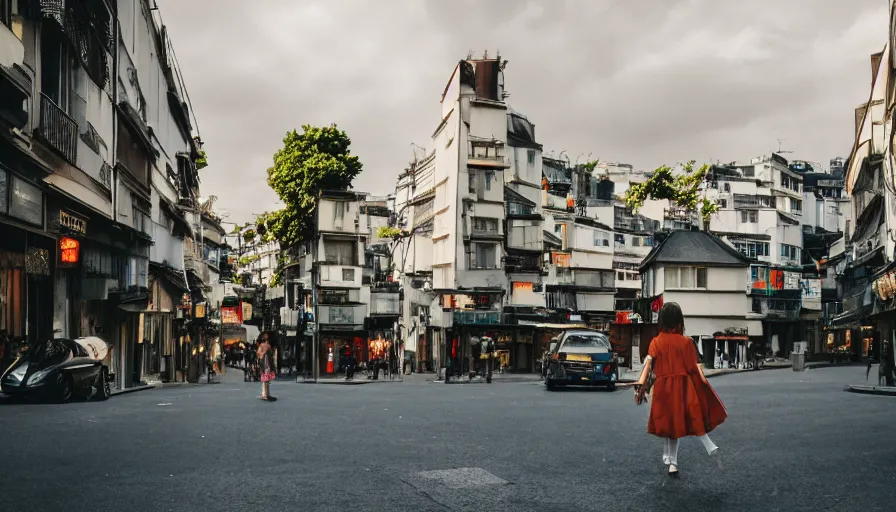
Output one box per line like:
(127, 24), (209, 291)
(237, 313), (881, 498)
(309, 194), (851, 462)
(27, 369), (53, 385)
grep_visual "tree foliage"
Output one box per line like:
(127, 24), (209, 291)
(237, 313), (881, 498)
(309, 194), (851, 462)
(579, 159), (600, 173)
(264, 124), (363, 248)
(624, 161), (719, 223)
(377, 226), (402, 239)
(196, 149), (208, 170)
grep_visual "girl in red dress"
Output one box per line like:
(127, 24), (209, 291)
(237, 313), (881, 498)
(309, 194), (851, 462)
(635, 303), (727, 476)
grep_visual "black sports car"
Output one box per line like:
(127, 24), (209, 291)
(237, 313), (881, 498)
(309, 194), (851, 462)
(0, 337), (114, 402)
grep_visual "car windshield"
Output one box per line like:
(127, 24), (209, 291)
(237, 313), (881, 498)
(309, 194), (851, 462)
(563, 335), (611, 349)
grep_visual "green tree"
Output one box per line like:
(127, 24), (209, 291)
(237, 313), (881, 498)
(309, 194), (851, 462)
(624, 161), (719, 226)
(196, 149), (208, 170)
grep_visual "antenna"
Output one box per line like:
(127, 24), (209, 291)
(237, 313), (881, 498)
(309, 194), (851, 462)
(776, 138), (794, 154)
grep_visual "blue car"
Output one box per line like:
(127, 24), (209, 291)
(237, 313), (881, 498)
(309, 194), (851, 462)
(544, 329), (618, 391)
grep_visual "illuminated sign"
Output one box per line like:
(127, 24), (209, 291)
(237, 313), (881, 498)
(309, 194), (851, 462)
(59, 237), (80, 264)
(221, 306), (240, 325)
(59, 210), (87, 234)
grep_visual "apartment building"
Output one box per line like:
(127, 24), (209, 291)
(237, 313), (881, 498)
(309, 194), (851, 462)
(0, 1), (217, 388)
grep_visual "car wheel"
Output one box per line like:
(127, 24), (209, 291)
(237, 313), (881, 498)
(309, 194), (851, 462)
(57, 373), (73, 403)
(545, 370), (556, 391)
(99, 370), (111, 400)
(606, 380), (616, 392)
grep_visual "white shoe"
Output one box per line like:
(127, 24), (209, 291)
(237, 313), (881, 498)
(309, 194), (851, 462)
(668, 464), (679, 476)
(663, 456), (671, 466)
(710, 448), (725, 471)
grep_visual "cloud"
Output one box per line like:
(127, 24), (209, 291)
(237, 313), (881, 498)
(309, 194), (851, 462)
(155, 0), (888, 221)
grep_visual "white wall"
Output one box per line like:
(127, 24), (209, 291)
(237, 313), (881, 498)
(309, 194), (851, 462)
(577, 292), (614, 312)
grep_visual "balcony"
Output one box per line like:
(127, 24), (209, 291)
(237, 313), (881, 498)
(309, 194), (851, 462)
(370, 292), (400, 316)
(752, 297), (800, 320)
(184, 252), (211, 285)
(38, 93), (78, 164)
(733, 194), (775, 209)
(453, 311), (511, 325)
(467, 140), (510, 169)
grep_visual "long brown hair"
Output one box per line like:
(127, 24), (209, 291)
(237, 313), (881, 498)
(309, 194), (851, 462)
(658, 302), (684, 334)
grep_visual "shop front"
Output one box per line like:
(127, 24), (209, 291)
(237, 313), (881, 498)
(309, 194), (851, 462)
(0, 164), (56, 358)
(454, 324), (535, 374)
(139, 262), (188, 383)
(317, 303), (367, 377)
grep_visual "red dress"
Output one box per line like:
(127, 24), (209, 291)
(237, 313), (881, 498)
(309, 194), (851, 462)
(646, 332), (727, 439)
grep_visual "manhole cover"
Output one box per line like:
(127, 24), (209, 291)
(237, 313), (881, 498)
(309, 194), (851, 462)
(417, 467), (509, 489)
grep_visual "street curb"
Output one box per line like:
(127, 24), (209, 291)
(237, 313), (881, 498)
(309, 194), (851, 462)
(843, 385), (896, 396)
(110, 384), (155, 397)
(297, 379), (404, 385)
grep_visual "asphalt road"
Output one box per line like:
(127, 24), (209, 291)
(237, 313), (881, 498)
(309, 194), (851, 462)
(0, 366), (892, 512)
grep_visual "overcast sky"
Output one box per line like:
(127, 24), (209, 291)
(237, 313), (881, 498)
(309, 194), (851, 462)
(155, 0), (888, 223)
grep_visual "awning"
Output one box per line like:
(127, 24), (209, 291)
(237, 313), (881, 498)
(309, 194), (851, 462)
(159, 198), (193, 237)
(150, 262), (188, 292)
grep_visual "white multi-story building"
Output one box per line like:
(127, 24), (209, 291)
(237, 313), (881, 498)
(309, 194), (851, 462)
(640, 230), (760, 367)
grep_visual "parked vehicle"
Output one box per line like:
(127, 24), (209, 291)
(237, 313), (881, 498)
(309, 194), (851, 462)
(0, 337), (114, 402)
(544, 329), (618, 391)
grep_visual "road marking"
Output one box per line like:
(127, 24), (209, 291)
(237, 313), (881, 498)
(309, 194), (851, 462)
(157, 403), (172, 406)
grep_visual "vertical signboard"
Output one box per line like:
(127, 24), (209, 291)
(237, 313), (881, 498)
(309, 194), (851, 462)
(801, 279), (822, 310)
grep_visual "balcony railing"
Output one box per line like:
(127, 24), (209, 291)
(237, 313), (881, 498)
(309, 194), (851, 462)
(38, 93), (78, 164)
(453, 311), (511, 325)
(467, 140), (508, 168)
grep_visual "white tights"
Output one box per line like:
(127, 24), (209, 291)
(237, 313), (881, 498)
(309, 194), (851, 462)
(662, 435), (718, 466)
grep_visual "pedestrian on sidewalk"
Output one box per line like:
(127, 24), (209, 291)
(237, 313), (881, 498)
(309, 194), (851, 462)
(257, 333), (277, 401)
(634, 302), (727, 477)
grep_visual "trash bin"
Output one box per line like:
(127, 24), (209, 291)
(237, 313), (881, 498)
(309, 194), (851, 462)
(792, 341), (807, 372)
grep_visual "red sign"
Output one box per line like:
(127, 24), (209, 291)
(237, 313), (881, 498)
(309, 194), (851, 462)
(221, 306), (241, 325)
(60, 237), (80, 264)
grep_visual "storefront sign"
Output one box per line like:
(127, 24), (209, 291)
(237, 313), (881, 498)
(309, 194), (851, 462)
(59, 210), (87, 234)
(221, 306), (240, 325)
(241, 301), (253, 320)
(9, 176), (43, 226)
(59, 237), (80, 264)
(195, 303), (206, 319)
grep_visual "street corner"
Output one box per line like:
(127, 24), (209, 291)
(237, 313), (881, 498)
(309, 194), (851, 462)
(843, 384), (896, 396)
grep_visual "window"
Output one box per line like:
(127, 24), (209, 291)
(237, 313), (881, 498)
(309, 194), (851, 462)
(740, 210), (758, 223)
(472, 217), (498, 233)
(1, 0), (21, 34)
(472, 243), (497, 269)
(485, 171), (494, 191)
(0, 170), (7, 214)
(723, 183), (731, 193)
(790, 198), (802, 213)
(132, 206), (149, 234)
(507, 202), (533, 216)
(614, 234), (625, 246)
(334, 202), (345, 222)
(751, 265), (768, 282)
(780, 244), (800, 262)
(593, 231), (610, 247)
(324, 240), (356, 265)
(527, 150), (536, 164)
(734, 241), (769, 259)
(666, 266), (708, 289)
(468, 172), (476, 193)
(342, 268), (355, 281)
(554, 224), (562, 234)
(719, 199), (728, 209)
(40, 23), (71, 111)
(781, 174), (801, 193)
